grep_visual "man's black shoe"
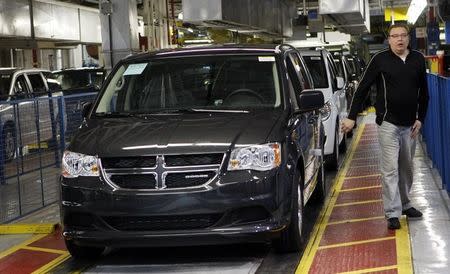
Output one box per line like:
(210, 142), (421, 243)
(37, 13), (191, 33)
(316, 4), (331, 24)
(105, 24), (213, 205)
(402, 207), (423, 218)
(387, 217), (401, 230)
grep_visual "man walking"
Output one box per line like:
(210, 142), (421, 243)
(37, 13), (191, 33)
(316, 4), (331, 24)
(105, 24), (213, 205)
(341, 24), (429, 230)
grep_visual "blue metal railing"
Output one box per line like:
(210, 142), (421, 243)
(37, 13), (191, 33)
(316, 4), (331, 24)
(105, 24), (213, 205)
(422, 74), (450, 193)
(0, 93), (96, 223)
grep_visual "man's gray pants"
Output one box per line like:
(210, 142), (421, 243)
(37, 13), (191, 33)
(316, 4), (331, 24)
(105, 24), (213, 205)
(378, 121), (416, 219)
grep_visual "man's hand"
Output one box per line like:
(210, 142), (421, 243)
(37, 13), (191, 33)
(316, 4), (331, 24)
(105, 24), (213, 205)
(341, 118), (355, 134)
(410, 120), (422, 138)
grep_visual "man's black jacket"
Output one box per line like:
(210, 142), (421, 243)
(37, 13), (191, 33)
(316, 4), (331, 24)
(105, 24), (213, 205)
(348, 48), (429, 126)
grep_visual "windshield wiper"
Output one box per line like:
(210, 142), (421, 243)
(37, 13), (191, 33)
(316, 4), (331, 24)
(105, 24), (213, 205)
(94, 112), (137, 117)
(161, 108), (249, 113)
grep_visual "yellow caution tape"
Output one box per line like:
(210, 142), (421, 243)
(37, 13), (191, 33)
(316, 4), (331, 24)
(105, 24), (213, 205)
(0, 223), (57, 234)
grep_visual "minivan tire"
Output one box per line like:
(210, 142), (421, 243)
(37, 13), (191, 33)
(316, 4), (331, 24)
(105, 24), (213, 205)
(310, 164), (326, 204)
(325, 125), (339, 171)
(65, 240), (105, 260)
(273, 169), (304, 253)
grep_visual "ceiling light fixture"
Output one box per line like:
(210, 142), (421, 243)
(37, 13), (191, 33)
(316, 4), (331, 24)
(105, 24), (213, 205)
(407, 0), (427, 24)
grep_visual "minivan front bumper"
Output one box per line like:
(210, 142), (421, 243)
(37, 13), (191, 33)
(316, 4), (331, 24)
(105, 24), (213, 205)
(61, 168), (292, 248)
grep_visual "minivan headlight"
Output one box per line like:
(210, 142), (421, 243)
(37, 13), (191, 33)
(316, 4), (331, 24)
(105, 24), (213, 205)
(62, 151), (99, 178)
(228, 143), (281, 171)
(319, 101), (332, 121)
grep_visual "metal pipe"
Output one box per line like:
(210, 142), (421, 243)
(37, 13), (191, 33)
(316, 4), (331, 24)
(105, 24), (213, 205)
(166, 0), (171, 46)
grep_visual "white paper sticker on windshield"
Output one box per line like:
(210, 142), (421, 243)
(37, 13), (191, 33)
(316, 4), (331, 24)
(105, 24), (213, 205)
(310, 56), (321, 60)
(123, 63), (148, 75)
(258, 56), (275, 62)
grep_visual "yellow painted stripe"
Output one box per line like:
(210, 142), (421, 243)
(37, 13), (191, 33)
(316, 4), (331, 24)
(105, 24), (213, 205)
(345, 173), (381, 179)
(0, 223), (57, 234)
(340, 185), (381, 192)
(328, 216), (385, 225)
(338, 265), (397, 274)
(334, 199), (383, 207)
(296, 124), (366, 273)
(31, 253), (71, 274)
(318, 237), (395, 250)
(0, 234), (48, 259)
(397, 217), (413, 274)
(22, 246), (68, 255)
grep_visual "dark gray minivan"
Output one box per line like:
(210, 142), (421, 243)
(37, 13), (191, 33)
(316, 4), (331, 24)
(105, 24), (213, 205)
(60, 44), (326, 259)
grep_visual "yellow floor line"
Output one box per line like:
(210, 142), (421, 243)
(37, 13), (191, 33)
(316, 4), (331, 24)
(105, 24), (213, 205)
(31, 253), (71, 274)
(327, 216), (385, 225)
(345, 173), (381, 180)
(397, 217), (413, 274)
(334, 199), (382, 207)
(296, 124), (366, 273)
(22, 245), (68, 255)
(338, 265), (397, 274)
(0, 234), (48, 259)
(0, 223), (57, 234)
(340, 185), (381, 192)
(318, 237), (395, 250)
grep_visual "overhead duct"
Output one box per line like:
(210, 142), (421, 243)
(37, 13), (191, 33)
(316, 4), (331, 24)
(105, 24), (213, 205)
(182, 0), (297, 37)
(318, 0), (371, 35)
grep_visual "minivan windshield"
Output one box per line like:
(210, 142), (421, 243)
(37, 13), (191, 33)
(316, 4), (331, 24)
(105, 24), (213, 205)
(53, 70), (105, 91)
(95, 55), (281, 114)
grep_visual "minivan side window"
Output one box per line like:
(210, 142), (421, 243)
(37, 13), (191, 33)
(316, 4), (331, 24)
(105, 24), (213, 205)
(286, 53), (304, 93)
(27, 73), (47, 95)
(326, 54), (338, 91)
(13, 75), (30, 99)
(288, 52), (311, 90)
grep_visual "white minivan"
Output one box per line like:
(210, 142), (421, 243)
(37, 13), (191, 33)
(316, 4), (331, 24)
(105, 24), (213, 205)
(299, 49), (348, 170)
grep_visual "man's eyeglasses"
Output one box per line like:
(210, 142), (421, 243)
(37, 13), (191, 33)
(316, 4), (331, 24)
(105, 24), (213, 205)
(389, 33), (409, 39)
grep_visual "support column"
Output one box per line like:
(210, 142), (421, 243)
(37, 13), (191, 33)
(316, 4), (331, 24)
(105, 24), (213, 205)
(99, 0), (140, 71)
(143, 0), (170, 51)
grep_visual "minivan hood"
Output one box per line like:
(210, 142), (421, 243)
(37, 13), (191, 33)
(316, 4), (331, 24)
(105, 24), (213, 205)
(69, 111), (283, 157)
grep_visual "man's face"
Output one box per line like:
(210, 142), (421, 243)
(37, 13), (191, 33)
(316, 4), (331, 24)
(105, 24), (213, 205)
(388, 27), (409, 55)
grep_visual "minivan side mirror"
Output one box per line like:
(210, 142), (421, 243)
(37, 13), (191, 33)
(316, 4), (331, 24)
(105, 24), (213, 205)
(336, 76), (345, 90)
(82, 102), (93, 118)
(297, 89), (324, 112)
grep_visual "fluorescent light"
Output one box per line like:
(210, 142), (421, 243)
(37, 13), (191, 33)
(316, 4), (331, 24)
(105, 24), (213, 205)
(407, 0), (427, 24)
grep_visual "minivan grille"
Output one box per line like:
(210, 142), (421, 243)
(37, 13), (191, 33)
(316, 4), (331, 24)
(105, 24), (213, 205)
(110, 174), (157, 189)
(102, 156), (156, 168)
(165, 171), (216, 188)
(102, 214), (222, 231)
(101, 153), (223, 190)
(164, 153), (223, 166)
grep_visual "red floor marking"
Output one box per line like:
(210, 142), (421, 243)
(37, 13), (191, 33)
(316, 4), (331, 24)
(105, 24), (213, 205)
(320, 218), (394, 246)
(350, 157), (380, 167)
(342, 175), (382, 190)
(329, 202), (384, 222)
(346, 165), (381, 177)
(0, 249), (60, 274)
(353, 151), (380, 159)
(336, 187), (382, 204)
(27, 231), (66, 251)
(358, 139), (379, 145)
(309, 240), (397, 273)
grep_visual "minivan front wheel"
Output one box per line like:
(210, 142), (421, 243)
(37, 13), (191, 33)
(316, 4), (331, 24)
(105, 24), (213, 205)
(65, 239), (105, 260)
(273, 169), (305, 253)
(325, 125), (339, 170)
